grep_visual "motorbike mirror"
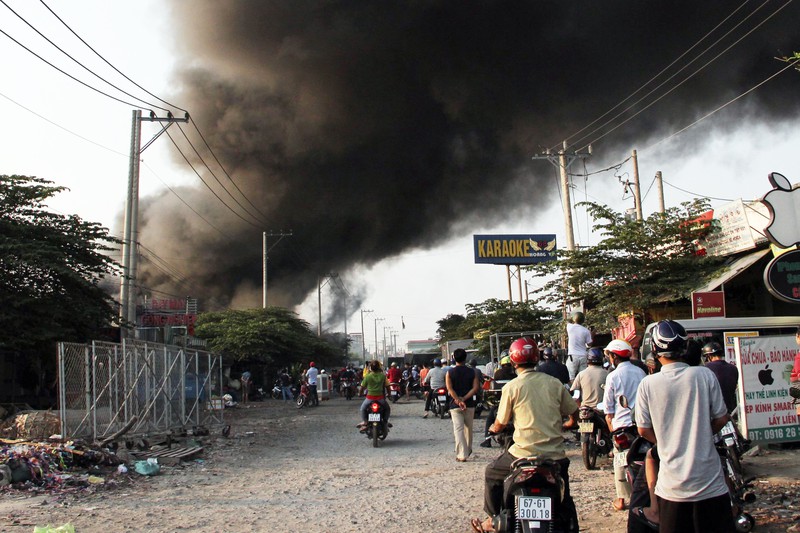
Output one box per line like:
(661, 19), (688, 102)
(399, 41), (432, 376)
(618, 395), (629, 409)
(572, 389), (581, 400)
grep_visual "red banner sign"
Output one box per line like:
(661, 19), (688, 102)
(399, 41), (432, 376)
(691, 291), (726, 319)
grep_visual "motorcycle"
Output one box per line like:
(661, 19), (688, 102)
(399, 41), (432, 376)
(406, 377), (424, 400)
(271, 379), (282, 400)
(716, 421), (756, 532)
(577, 405), (612, 470)
(340, 379), (356, 400)
(388, 382), (402, 403)
(487, 428), (579, 533)
(296, 381), (310, 409)
(431, 386), (450, 419)
(611, 425), (638, 477)
(361, 400), (390, 447)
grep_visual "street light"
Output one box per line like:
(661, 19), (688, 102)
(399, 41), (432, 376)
(360, 309), (373, 364)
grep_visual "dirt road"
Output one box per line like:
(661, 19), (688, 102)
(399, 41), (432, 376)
(1, 396), (798, 532)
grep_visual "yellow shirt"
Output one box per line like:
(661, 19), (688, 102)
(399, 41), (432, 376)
(496, 368), (578, 460)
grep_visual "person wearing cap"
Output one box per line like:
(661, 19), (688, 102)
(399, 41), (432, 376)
(473, 337), (579, 533)
(305, 362), (319, 407)
(603, 339), (646, 511)
(566, 311), (593, 382)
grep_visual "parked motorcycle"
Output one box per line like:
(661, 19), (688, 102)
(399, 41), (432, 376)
(388, 382), (402, 403)
(431, 387), (450, 419)
(271, 379), (282, 400)
(487, 428), (579, 533)
(577, 405), (612, 470)
(361, 400), (390, 447)
(716, 421), (756, 532)
(296, 381), (310, 409)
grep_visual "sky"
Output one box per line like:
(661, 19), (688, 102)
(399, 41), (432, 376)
(2, 1), (799, 353)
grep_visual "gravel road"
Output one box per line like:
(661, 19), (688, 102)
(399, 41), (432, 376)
(1, 395), (797, 532)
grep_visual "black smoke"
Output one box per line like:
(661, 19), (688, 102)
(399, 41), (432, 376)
(136, 1), (800, 319)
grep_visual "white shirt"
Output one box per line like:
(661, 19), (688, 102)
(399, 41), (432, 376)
(566, 322), (592, 356)
(603, 360), (645, 429)
(306, 367), (319, 385)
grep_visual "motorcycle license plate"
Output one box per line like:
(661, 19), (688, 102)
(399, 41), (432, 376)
(437, 395), (447, 401)
(517, 496), (552, 521)
(578, 421), (594, 433)
(614, 451), (628, 468)
(368, 413), (381, 422)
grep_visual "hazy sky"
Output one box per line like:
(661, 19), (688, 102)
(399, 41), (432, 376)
(2, 1), (798, 350)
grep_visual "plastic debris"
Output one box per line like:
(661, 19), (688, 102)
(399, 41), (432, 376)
(32, 524), (75, 533)
(133, 458), (160, 476)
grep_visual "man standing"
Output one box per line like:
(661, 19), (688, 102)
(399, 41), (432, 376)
(702, 341), (739, 413)
(566, 311), (593, 381)
(279, 368), (293, 402)
(446, 349), (481, 462)
(603, 339), (645, 511)
(305, 362), (319, 407)
(472, 337), (579, 533)
(636, 320), (733, 533)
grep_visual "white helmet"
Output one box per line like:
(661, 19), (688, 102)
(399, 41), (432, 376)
(605, 339), (633, 359)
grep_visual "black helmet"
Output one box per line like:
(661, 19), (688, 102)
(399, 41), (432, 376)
(651, 320), (687, 358)
(433, 358), (442, 367)
(702, 341), (724, 359)
(541, 347), (555, 360)
(468, 359), (478, 367)
(587, 347), (604, 365)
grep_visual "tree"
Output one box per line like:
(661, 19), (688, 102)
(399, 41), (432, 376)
(0, 175), (120, 352)
(194, 307), (347, 369)
(436, 298), (559, 355)
(527, 199), (726, 333)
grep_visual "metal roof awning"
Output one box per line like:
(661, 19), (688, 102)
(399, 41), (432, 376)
(694, 248), (770, 293)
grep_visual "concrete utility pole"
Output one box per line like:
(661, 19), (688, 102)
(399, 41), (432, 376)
(119, 110), (189, 338)
(360, 309), (372, 363)
(317, 273), (338, 336)
(532, 141), (592, 251)
(655, 171), (666, 213)
(631, 150), (643, 221)
(262, 230), (292, 308)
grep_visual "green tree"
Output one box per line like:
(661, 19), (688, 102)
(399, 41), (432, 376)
(194, 307), (347, 369)
(436, 298), (559, 355)
(0, 175), (119, 352)
(527, 199), (726, 333)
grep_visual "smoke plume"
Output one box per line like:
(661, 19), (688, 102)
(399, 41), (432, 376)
(136, 1), (800, 319)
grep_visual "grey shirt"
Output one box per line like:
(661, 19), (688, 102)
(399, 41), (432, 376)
(423, 366), (447, 389)
(636, 363), (729, 502)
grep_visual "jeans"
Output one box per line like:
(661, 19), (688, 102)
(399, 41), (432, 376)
(360, 398), (390, 423)
(281, 386), (293, 401)
(308, 384), (318, 406)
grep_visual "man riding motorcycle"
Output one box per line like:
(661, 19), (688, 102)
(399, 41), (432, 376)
(472, 337), (579, 533)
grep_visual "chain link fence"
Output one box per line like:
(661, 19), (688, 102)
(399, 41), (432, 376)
(58, 339), (224, 441)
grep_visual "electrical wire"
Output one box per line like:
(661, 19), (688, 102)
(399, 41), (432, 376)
(38, 0), (187, 114)
(661, 178), (735, 202)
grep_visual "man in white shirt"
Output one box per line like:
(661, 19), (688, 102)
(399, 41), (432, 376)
(566, 311), (592, 381)
(306, 362), (319, 407)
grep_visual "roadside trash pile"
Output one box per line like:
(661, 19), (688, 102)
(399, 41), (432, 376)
(0, 407), (206, 496)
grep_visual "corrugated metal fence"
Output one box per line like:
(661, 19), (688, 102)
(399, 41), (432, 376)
(57, 340), (224, 441)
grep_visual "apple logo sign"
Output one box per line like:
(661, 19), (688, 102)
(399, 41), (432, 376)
(761, 172), (800, 248)
(758, 364), (774, 386)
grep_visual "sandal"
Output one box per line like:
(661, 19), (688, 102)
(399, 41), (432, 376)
(470, 517), (494, 533)
(630, 506), (659, 531)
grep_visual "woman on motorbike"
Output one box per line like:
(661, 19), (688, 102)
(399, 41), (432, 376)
(357, 359), (391, 430)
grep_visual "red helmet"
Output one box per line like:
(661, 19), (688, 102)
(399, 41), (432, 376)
(509, 336), (539, 365)
(309, 361), (316, 367)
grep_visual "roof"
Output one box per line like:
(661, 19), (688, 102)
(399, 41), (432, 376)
(693, 248), (770, 293)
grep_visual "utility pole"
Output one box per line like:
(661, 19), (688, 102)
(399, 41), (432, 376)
(119, 110), (189, 338)
(374, 317), (384, 360)
(655, 171), (665, 213)
(360, 309), (372, 363)
(317, 272), (338, 336)
(532, 141), (592, 250)
(631, 150), (643, 221)
(262, 230), (292, 308)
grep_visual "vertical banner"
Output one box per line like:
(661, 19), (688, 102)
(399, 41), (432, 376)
(723, 331), (758, 364)
(735, 335), (799, 443)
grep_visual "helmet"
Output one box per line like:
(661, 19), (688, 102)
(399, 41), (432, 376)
(650, 320), (688, 358)
(413, 365), (419, 370)
(320, 369), (326, 374)
(702, 341), (724, 359)
(309, 362), (316, 367)
(587, 347), (604, 365)
(390, 362), (397, 367)
(500, 355), (511, 366)
(433, 358), (442, 367)
(509, 336), (539, 365)
(541, 347), (554, 360)
(605, 339), (633, 359)
(468, 359), (478, 367)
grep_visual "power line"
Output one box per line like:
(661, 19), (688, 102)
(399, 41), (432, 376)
(38, 0), (187, 114)
(661, 178), (735, 202)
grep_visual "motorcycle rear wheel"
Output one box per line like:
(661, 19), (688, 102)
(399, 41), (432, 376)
(346, 388), (353, 400)
(372, 425), (379, 448)
(582, 438), (598, 470)
(271, 390), (281, 400)
(296, 395), (306, 409)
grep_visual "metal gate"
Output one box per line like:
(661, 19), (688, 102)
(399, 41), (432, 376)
(58, 339), (223, 441)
